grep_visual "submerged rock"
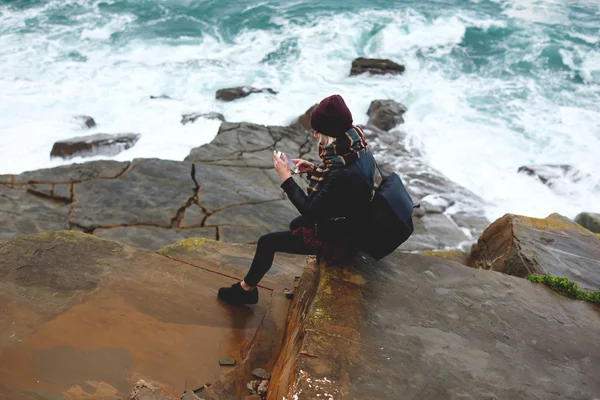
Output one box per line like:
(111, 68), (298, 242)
(74, 115), (96, 128)
(350, 57), (405, 76)
(181, 112), (226, 125)
(575, 212), (600, 234)
(50, 133), (140, 159)
(150, 94), (172, 100)
(215, 86), (278, 102)
(469, 213), (600, 291)
(367, 100), (407, 131)
(517, 164), (588, 186)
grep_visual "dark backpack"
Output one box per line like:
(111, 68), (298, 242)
(348, 161), (415, 260)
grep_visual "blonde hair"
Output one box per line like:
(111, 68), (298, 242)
(318, 133), (336, 147)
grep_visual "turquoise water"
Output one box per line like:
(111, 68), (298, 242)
(0, 0), (599, 219)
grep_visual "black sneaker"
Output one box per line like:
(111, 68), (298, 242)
(218, 282), (259, 305)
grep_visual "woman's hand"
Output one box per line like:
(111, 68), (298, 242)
(274, 151), (293, 182)
(292, 158), (315, 175)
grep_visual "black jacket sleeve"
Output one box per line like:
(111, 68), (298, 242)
(280, 171), (344, 220)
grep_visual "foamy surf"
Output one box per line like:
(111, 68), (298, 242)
(0, 0), (599, 223)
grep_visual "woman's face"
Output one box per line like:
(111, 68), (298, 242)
(312, 130), (320, 140)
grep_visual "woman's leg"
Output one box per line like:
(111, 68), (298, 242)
(218, 230), (316, 305)
(244, 230), (315, 287)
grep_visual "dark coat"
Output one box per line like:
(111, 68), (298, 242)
(281, 150), (376, 239)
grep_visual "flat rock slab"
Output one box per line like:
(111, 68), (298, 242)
(158, 238), (306, 292)
(0, 186), (68, 241)
(279, 252), (600, 399)
(50, 133), (140, 160)
(0, 231), (290, 400)
(469, 213), (600, 291)
(95, 226), (216, 252)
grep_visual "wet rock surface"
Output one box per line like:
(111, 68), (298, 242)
(350, 57), (405, 76)
(0, 232), (303, 400)
(74, 115), (96, 128)
(469, 213), (600, 291)
(518, 164), (589, 186)
(276, 251), (600, 399)
(367, 100), (407, 131)
(50, 133), (140, 159)
(181, 112), (226, 125)
(216, 87), (277, 102)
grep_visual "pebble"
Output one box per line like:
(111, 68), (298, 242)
(218, 356), (236, 366)
(252, 368), (271, 380)
(257, 380), (270, 395)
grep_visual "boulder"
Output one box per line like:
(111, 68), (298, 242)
(367, 100), (407, 131)
(350, 57), (405, 76)
(0, 232), (305, 399)
(74, 115), (96, 128)
(469, 213), (600, 291)
(181, 112), (225, 125)
(271, 251), (600, 400)
(50, 133), (140, 160)
(517, 164), (588, 186)
(215, 87), (277, 102)
(289, 104), (318, 132)
(419, 194), (451, 214)
(575, 212), (600, 233)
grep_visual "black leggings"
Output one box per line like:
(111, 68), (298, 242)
(243, 228), (317, 287)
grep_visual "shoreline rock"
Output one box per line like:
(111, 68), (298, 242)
(575, 212), (600, 234)
(50, 133), (140, 160)
(350, 57), (405, 76)
(216, 87), (278, 102)
(367, 100), (407, 131)
(181, 112), (226, 125)
(74, 115), (96, 129)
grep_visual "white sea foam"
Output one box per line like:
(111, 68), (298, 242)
(0, 3), (599, 223)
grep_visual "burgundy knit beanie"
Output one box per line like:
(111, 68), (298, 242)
(310, 94), (353, 138)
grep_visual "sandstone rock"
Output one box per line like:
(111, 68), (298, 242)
(95, 226), (215, 252)
(575, 212), (600, 233)
(518, 164), (588, 186)
(290, 104), (318, 132)
(181, 112), (225, 125)
(367, 100), (407, 131)
(50, 133), (140, 159)
(215, 87), (277, 102)
(469, 213), (600, 291)
(0, 232), (299, 399)
(350, 57), (405, 76)
(74, 115), (96, 128)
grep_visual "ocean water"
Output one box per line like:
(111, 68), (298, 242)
(1, 0), (599, 221)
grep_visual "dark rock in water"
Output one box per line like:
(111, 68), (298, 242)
(517, 164), (587, 186)
(215, 86), (277, 102)
(367, 100), (407, 131)
(150, 94), (172, 100)
(575, 212), (600, 234)
(50, 133), (140, 160)
(181, 112), (225, 125)
(290, 104), (318, 132)
(350, 57), (405, 76)
(74, 115), (96, 128)
(469, 213), (600, 291)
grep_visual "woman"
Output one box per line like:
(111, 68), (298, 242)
(218, 94), (376, 305)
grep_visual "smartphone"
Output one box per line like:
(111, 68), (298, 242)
(276, 151), (299, 173)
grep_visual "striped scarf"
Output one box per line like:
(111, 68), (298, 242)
(307, 126), (369, 195)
